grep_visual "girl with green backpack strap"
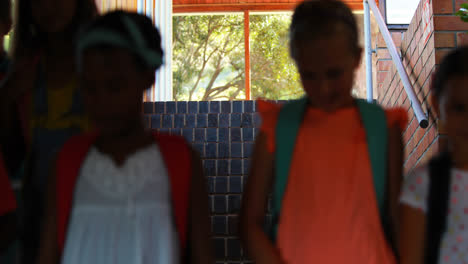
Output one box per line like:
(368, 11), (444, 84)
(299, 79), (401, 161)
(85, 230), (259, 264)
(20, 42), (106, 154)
(239, 1), (407, 264)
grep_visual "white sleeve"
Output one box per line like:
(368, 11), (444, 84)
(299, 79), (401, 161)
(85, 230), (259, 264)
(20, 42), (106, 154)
(399, 165), (429, 213)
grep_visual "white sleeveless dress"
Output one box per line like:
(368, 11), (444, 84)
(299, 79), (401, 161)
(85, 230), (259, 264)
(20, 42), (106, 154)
(61, 144), (180, 264)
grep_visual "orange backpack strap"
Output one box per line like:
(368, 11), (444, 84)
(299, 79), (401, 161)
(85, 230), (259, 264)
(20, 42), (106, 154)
(153, 132), (192, 253)
(56, 132), (98, 252)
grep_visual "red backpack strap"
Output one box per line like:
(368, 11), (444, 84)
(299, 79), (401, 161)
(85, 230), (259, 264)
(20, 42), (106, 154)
(153, 132), (192, 253)
(56, 132), (98, 252)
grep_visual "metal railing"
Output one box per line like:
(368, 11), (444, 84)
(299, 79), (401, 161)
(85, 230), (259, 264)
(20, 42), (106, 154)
(364, 0), (429, 128)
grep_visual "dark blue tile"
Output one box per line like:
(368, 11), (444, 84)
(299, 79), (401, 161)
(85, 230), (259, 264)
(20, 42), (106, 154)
(208, 114), (218, 127)
(182, 129), (193, 142)
(231, 113), (241, 127)
(204, 160), (216, 176)
(221, 101), (231, 113)
(210, 101), (220, 113)
(150, 114), (161, 129)
(214, 196), (227, 214)
(155, 102), (165, 113)
(230, 128), (241, 142)
(207, 128), (218, 142)
(244, 142), (254, 158)
(158, 128), (169, 134)
(162, 115), (173, 128)
(227, 238), (242, 259)
(253, 100), (258, 112)
(232, 101), (243, 113)
(228, 216), (238, 236)
(143, 102), (154, 114)
(215, 177), (228, 194)
(253, 112), (262, 127)
(199, 101), (209, 113)
(193, 143), (204, 156)
(194, 128), (205, 142)
(244, 101), (254, 112)
(213, 238), (225, 260)
(254, 128), (260, 138)
(217, 160), (229, 176)
(231, 143), (242, 158)
(242, 128), (254, 141)
(188, 101), (198, 114)
(241, 113), (253, 127)
(176, 101), (187, 113)
(185, 114), (196, 128)
(231, 159), (242, 175)
(206, 143), (217, 158)
(174, 115), (185, 128)
(207, 177), (214, 193)
(218, 143), (229, 158)
(219, 114), (230, 127)
(243, 160), (251, 175)
(170, 129), (182, 136)
(166, 102), (176, 114)
(230, 176), (242, 193)
(228, 195), (242, 214)
(219, 128), (229, 142)
(197, 114), (208, 128)
(212, 216), (227, 235)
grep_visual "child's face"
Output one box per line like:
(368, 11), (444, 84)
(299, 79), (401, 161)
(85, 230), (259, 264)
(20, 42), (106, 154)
(80, 48), (153, 137)
(439, 76), (468, 151)
(31, 0), (76, 33)
(294, 34), (361, 111)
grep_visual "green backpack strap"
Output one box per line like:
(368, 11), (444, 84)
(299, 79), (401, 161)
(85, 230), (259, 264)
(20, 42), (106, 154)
(355, 99), (388, 217)
(270, 98), (388, 243)
(271, 96), (308, 241)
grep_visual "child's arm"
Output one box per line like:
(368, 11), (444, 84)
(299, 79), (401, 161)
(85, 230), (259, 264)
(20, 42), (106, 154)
(189, 149), (214, 264)
(0, 211), (17, 252)
(387, 124), (404, 251)
(240, 132), (284, 264)
(37, 168), (60, 264)
(399, 204), (426, 264)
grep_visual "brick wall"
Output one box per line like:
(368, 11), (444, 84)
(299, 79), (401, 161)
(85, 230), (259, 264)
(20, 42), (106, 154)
(377, 0), (468, 172)
(143, 100), (260, 264)
(376, 0), (436, 172)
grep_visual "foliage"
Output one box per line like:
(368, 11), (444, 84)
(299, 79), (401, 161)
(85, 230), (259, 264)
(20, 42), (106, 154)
(172, 14), (303, 101)
(456, 3), (468, 23)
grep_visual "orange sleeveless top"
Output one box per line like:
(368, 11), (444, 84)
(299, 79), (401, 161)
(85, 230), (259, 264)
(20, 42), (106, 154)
(258, 100), (407, 264)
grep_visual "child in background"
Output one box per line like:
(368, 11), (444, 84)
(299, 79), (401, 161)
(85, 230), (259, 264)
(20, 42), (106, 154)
(240, 1), (407, 264)
(0, 0), (11, 80)
(400, 47), (468, 264)
(38, 11), (212, 264)
(0, 0), (97, 262)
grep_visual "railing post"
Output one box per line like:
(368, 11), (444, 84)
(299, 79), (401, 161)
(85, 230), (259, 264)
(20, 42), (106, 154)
(364, 0), (373, 103)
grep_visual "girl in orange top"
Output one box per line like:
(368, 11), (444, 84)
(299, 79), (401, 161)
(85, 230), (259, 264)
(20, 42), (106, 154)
(240, 1), (407, 264)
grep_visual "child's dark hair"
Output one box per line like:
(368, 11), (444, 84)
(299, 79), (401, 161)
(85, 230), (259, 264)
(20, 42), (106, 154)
(432, 46), (468, 100)
(11, 0), (97, 60)
(79, 11), (164, 71)
(0, 0), (11, 22)
(290, 0), (359, 60)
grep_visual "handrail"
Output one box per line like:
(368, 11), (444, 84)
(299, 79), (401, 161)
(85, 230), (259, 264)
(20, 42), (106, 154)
(364, 0), (429, 128)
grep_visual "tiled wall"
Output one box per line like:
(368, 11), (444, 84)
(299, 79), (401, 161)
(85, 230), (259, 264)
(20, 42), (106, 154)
(143, 100), (261, 264)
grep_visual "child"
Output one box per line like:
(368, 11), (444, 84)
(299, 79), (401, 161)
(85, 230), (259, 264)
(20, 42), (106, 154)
(0, 152), (17, 254)
(399, 47), (468, 264)
(240, 1), (407, 264)
(0, 0), (11, 80)
(37, 11), (213, 264)
(0, 0), (97, 262)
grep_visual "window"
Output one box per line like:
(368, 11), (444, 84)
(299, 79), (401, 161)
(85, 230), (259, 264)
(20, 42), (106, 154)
(172, 13), (303, 101)
(386, 0), (420, 24)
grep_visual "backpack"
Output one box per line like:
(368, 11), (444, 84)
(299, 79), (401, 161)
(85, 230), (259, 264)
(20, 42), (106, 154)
(270, 97), (397, 254)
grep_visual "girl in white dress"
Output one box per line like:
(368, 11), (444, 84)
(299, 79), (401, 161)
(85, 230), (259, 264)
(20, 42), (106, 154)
(400, 47), (468, 264)
(37, 11), (213, 264)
